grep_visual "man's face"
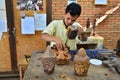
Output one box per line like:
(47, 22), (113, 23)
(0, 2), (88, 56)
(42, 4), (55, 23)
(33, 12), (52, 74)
(64, 13), (78, 26)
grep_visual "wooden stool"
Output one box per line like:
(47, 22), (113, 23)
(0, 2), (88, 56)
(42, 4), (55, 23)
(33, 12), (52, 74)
(18, 56), (29, 80)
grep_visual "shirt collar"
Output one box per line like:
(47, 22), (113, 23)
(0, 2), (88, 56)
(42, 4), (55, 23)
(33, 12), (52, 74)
(63, 19), (68, 29)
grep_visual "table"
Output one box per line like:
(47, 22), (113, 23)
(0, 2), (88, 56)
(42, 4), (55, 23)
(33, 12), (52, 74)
(23, 50), (120, 80)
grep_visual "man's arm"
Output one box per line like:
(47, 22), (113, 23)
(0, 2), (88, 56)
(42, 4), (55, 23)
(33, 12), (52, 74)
(42, 33), (66, 50)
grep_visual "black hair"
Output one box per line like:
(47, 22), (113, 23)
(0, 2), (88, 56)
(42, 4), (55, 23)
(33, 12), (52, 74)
(65, 2), (81, 17)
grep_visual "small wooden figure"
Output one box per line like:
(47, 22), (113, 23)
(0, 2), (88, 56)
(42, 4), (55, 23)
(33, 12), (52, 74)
(74, 48), (90, 76)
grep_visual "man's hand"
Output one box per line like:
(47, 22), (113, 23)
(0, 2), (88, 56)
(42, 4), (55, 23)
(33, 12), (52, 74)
(42, 33), (66, 51)
(55, 38), (66, 51)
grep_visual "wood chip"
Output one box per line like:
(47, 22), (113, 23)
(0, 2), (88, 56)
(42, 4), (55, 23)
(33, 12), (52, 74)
(59, 74), (65, 78)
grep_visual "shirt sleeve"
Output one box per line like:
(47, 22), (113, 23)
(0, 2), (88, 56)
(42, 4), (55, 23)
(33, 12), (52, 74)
(42, 20), (56, 35)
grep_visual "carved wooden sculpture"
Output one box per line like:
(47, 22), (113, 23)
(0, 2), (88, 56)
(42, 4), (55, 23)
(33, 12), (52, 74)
(74, 48), (90, 76)
(52, 45), (71, 65)
(41, 46), (56, 74)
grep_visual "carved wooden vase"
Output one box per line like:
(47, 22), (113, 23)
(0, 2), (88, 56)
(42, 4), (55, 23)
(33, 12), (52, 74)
(41, 46), (56, 74)
(52, 45), (71, 65)
(74, 48), (90, 76)
(42, 57), (55, 74)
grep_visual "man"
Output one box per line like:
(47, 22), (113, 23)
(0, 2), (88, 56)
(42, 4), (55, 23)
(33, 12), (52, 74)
(42, 2), (82, 50)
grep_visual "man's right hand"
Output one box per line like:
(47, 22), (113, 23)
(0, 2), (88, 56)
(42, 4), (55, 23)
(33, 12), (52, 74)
(42, 33), (66, 51)
(55, 38), (66, 51)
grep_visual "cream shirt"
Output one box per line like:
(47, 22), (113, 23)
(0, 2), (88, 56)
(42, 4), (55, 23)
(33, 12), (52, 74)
(42, 20), (80, 50)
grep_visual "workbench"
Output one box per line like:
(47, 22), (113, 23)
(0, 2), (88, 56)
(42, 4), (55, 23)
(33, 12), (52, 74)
(23, 50), (120, 80)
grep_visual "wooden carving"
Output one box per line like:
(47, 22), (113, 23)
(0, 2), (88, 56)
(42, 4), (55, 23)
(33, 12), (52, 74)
(52, 45), (71, 65)
(42, 57), (55, 74)
(74, 48), (90, 76)
(41, 46), (56, 74)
